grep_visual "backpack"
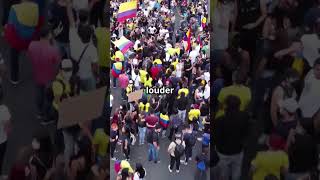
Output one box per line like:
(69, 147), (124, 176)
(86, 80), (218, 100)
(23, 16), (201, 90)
(70, 44), (89, 95)
(197, 160), (206, 171)
(174, 142), (185, 157)
(188, 133), (196, 146)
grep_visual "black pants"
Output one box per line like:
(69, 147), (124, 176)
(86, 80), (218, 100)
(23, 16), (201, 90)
(90, 1), (105, 27)
(169, 155), (180, 170)
(123, 146), (130, 160)
(10, 48), (20, 82)
(110, 141), (117, 158)
(168, 126), (178, 141)
(185, 145), (192, 162)
(0, 141), (7, 173)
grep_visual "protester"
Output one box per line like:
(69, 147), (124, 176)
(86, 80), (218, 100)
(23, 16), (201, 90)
(167, 133), (185, 173)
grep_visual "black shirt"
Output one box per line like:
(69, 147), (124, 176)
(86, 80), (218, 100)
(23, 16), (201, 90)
(214, 111), (249, 155)
(176, 96), (188, 110)
(49, 2), (71, 43)
(288, 133), (318, 173)
(184, 60), (192, 73)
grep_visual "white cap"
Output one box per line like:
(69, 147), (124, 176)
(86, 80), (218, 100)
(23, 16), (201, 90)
(129, 80), (133, 84)
(61, 59), (73, 68)
(279, 98), (299, 113)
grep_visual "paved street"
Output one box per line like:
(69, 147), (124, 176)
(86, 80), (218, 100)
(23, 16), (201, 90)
(110, 85), (210, 180)
(0, 37), (56, 175)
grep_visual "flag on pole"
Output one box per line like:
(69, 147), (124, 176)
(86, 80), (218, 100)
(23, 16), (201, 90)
(183, 28), (191, 51)
(113, 36), (134, 54)
(117, 1), (137, 22)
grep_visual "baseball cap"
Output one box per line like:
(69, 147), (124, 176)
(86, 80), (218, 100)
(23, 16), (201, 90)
(278, 98), (299, 113)
(129, 80), (133, 84)
(61, 59), (73, 69)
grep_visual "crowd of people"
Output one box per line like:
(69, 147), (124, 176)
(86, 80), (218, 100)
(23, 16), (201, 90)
(213, 0), (320, 179)
(0, 0), (112, 179)
(110, 0), (211, 179)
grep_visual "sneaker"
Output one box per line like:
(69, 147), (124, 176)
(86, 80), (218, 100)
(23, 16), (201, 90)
(111, 157), (118, 161)
(197, 137), (202, 141)
(176, 170), (180, 173)
(184, 162), (188, 165)
(10, 80), (19, 85)
(40, 119), (55, 125)
(168, 165), (172, 173)
(36, 114), (43, 119)
(180, 160), (185, 163)
(189, 157), (192, 161)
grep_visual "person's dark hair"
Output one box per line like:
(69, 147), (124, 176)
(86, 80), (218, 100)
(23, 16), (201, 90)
(149, 109), (155, 114)
(78, 25), (93, 43)
(135, 163), (146, 178)
(180, 91), (185, 98)
(78, 10), (89, 24)
(314, 57), (320, 67)
(232, 70), (246, 84)
(121, 168), (130, 180)
(39, 26), (51, 38)
(264, 174), (279, 180)
(225, 95), (241, 114)
(155, 124), (161, 130)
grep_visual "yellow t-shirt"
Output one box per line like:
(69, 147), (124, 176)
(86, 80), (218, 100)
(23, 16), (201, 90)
(139, 70), (147, 83)
(95, 27), (109, 68)
(178, 88), (189, 98)
(126, 84), (133, 95)
(252, 151), (289, 180)
(139, 102), (150, 112)
(188, 109), (200, 121)
(216, 85), (251, 118)
(93, 129), (109, 157)
(144, 77), (153, 87)
(52, 74), (71, 109)
(171, 59), (179, 69)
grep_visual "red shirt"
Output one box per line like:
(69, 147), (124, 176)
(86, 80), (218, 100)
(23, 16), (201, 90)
(150, 66), (161, 80)
(146, 115), (159, 129)
(27, 40), (60, 85)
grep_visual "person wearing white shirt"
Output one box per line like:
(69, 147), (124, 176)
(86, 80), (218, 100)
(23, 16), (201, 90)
(301, 33), (320, 68)
(0, 101), (11, 173)
(299, 59), (320, 118)
(131, 68), (141, 90)
(204, 81), (210, 100)
(67, 2), (98, 92)
(175, 62), (183, 78)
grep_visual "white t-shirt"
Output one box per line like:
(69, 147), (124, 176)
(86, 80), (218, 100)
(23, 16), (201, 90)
(131, 72), (141, 87)
(189, 49), (199, 64)
(0, 105), (11, 144)
(299, 70), (320, 118)
(176, 63), (183, 78)
(301, 34), (320, 67)
(204, 72), (210, 83)
(110, 95), (113, 108)
(204, 84), (210, 100)
(69, 27), (98, 79)
(213, 2), (235, 50)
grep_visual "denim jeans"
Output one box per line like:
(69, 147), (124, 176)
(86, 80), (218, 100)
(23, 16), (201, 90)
(35, 84), (50, 116)
(138, 126), (146, 145)
(80, 76), (96, 92)
(148, 143), (159, 162)
(178, 109), (186, 122)
(63, 130), (76, 163)
(217, 151), (243, 180)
